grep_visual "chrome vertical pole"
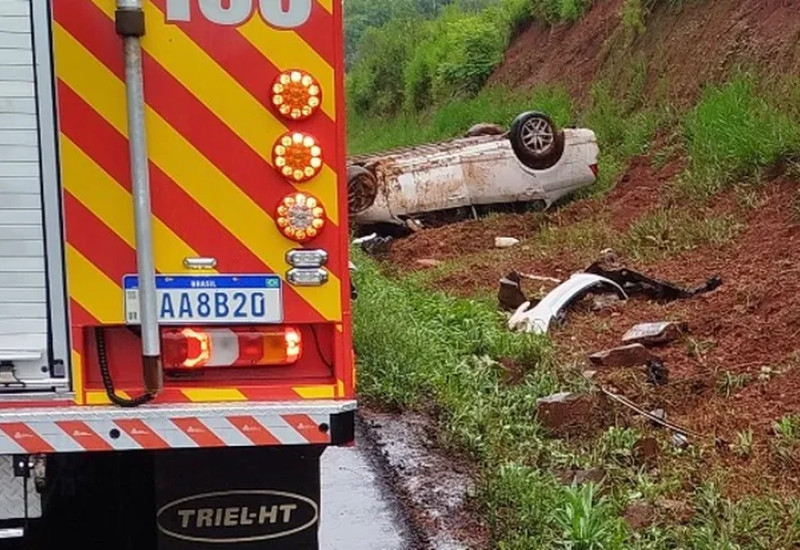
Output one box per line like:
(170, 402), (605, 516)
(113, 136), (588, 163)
(116, 0), (162, 394)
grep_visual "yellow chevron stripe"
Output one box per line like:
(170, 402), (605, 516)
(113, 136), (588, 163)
(54, 25), (342, 321)
(181, 389), (247, 402)
(293, 385), (336, 399)
(88, 0), (339, 225)
(86, 391), (133, 405)
(71, 349), (84, 405)
(238, 16), (336, 118)
(65, 244), (122, 324)
(61, 137), (199, 274)
(316, 0), (333, 14)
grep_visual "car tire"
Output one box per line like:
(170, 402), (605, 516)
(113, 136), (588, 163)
(347, 165), (378, 216)
(509, 112), (565, 170)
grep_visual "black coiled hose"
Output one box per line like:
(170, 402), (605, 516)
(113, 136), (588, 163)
(95, 327), (154, 408)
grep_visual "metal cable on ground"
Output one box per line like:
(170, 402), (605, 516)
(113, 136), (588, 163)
(95, 328), (154, 408)
(597, 385), (702, 439)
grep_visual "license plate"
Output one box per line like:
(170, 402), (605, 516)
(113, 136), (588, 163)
(123, 275), (283, 325)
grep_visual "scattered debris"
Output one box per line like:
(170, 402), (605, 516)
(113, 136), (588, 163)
(536, 392), (600, 432)
(509, 274), (627, 334)
(646, 359), (669, 386)
(633, 437), (660, 465)
(624, 501), (655, 530)
(498, 272), (528, 311)
(582, 370), (598, 380)
(623, 321), (689, 346)
(495, 237), (520, 249)
(599, 386), (699, 438)
(415, 259), (443, 268)
(498, 271), (564, 312)
(592, 294), (624, 312)
(649, 409), (667, 428)
(586, 261), (722, 301)
(353, 233), (393, 255)
(672, 433), (690, 448)
(589, 344), (656, 368)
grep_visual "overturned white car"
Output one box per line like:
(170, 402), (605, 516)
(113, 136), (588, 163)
(347, 112), (599, 227)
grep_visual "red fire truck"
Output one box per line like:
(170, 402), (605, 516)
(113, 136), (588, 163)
(0, 1), (354, 547)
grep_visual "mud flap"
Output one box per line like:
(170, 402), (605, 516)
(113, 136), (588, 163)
(155, 446), (324, 550)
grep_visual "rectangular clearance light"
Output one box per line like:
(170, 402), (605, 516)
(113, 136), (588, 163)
(286, 249), (329, 268)
(287, 268), (329, 287)
(161, 327), (302, 370)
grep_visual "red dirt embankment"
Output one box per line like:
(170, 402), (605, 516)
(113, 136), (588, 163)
(490, 0), (800, 105)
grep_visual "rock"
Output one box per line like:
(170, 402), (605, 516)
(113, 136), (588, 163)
(624, 501), (655, 530)
(657, 498), (694, 524)
(589, 344), (656, 368)
(572, 467), (606, 486)
(495, 237), (520, 249)
(622, 321), (689, 346)
(536, 392), (598, 432)
(554, 467), (606, 486)
(415, 259), (442, 268)
(633, 437), (659, 465)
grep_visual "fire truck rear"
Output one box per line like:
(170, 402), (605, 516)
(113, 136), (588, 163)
(0, 1), (354, 547)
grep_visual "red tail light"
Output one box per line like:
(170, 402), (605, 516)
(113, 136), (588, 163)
(161, 327), (302, 369)
(590, 163), (599, 178)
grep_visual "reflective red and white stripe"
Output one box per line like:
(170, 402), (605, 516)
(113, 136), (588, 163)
(0, 412), (332, 454)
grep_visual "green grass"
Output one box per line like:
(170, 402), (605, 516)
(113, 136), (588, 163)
(681, 72), (800, 199)
(347, 85), (574, 154)
(624, 209), (742, 262)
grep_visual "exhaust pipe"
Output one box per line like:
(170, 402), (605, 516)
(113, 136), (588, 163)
(116, 0), (162, 395)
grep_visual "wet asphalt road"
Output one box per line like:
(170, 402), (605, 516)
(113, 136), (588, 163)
(319, 435), (412, 550)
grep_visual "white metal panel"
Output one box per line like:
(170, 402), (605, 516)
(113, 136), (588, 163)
(0, 271), (45, 287)
(0, 0), (50, 385)
(0, 224), (42, 240)
(0, 239), (44, 257)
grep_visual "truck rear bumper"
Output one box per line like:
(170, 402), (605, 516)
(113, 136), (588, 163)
(0, 400), (357, 454)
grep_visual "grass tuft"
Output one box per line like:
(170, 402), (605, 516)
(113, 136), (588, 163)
(681, 72), (800, 199)
(624, 209), (742, 262)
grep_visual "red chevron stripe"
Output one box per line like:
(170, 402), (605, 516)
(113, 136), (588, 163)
(58, 82), (325, 323)
(63, 192), (134, 285)
(70, 299), (98, 328)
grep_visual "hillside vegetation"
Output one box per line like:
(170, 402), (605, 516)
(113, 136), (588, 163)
(347, 0), (800, 548)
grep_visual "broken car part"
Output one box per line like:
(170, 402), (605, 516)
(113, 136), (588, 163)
(585, 262), (722, 301)
(499, 272), (528, 311)
(646, 359), (669, 386)
(508, 274), (627, 334)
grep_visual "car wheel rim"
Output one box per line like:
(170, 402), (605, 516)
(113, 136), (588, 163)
(520, 118), (554, 156)
(348, 174), (378, 215)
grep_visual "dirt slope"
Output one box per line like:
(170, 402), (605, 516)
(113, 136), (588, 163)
(490, 0), (800, 104)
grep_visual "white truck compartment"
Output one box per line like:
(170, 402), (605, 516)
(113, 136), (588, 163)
(0, 0), (69, 393)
